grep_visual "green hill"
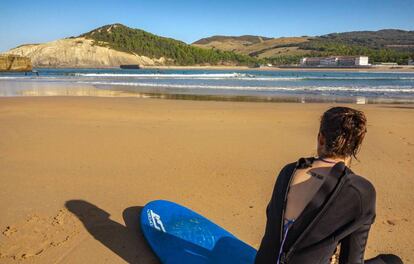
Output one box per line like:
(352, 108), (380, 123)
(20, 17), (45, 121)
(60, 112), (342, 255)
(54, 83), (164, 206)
(193, 29), (414, 65)
(319, 29), (414, 51)
(193, 35), (272, 45)
(296, 30), (414, 65)
(80, 24), (256, 66)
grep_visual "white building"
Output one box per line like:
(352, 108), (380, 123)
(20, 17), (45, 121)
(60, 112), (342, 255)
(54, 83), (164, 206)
(300, 56), (369, 67)
(355, 56), (369, 66)
(320, 57), (337, 65)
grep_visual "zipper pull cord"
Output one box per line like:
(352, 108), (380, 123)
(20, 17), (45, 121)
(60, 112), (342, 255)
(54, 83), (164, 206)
(277, 219), (295, 264)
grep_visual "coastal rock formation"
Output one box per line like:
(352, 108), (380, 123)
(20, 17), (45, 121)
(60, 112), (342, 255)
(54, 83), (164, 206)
(0, 54), (32, 71)
(6, 37), (165, 68)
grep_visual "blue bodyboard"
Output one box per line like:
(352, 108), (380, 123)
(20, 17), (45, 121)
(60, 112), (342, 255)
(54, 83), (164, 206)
(140, 200), (257, 264)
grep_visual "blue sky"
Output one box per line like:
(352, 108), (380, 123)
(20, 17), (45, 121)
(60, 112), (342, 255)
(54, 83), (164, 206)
(0, 0), (413, 52)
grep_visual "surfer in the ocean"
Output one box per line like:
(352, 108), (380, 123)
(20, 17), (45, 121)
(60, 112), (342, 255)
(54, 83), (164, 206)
(255, 107), (403, 264)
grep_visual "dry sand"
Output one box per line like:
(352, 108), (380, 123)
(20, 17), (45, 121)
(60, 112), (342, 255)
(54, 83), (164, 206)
(0, 97), (413, 263)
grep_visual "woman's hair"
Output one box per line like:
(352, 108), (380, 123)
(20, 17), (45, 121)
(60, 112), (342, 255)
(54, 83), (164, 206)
(319, 107), (367, 159)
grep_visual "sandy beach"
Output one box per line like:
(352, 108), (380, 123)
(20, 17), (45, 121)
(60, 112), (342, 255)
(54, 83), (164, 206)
(0, 97), (413, 263)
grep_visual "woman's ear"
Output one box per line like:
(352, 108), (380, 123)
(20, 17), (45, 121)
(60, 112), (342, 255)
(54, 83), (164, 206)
(317, 132), (325, 155)
(318, 132), (325, 147)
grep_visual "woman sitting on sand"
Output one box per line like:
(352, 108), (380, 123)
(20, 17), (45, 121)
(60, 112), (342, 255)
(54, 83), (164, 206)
(255, 107), (402, 264)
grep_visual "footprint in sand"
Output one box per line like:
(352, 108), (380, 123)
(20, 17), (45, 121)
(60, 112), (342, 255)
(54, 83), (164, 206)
(383, 217), (409, 227)
(2, 227), (17, 237)
(0, 209), (80, 261)
(398, 136), (414, 147)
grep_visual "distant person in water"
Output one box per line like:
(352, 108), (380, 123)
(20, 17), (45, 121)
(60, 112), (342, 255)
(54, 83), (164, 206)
(255, 107), (403, 264)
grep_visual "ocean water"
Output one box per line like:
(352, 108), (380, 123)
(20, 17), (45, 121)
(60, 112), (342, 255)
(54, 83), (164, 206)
(1, 68), (414, 103)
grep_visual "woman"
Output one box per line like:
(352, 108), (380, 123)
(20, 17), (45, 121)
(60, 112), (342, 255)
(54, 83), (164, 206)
(255, 107), (402, 264)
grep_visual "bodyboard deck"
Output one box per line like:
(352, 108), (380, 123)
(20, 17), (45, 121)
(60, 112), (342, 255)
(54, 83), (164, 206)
(140, 200), (257, 264)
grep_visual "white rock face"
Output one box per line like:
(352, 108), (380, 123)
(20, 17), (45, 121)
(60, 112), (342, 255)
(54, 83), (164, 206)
(6, 38), (164, 68)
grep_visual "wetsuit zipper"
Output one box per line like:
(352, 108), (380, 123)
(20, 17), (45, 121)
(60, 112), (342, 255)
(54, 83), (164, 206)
(280, 167), (297, 242)
(284, 175), (346, 263)
(277, 167), (297, 264)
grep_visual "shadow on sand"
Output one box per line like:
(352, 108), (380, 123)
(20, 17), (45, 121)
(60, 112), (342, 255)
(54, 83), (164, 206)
(65, 200), (257, 264)
(65, 200), (159, 264)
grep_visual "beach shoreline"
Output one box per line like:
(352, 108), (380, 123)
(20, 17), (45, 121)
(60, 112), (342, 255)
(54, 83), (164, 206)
(143, 65), (414, 73)
(1, 82), (413, 104)
(1, 67), (414, 103)
(25, 65), (414, 72)
(0, 97), (413, 263)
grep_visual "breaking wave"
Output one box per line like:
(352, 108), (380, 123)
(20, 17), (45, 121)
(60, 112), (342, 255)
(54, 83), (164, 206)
(79, 81), (414, 93)
(73, 73), (414, 81)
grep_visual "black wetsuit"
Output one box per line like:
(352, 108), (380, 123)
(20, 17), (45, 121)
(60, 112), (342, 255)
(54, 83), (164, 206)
(255, 157), (402, 264)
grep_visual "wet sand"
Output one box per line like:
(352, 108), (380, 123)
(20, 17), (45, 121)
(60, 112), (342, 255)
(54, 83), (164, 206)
(0, 97), (413, 263)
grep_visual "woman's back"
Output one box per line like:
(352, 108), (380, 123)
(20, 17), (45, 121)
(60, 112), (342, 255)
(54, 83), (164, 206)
(255, 158), (376, 264)
(284, 160), (338, 222)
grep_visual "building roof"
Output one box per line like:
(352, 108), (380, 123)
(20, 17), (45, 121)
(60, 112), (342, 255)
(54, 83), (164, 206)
(303, 56), (368, 60)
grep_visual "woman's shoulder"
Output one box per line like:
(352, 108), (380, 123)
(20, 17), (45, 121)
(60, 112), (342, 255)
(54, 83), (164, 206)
(278, 157), (315, 173)
(279, 162), (298, 174)
(346, 173), (376, 196)
(345, 172), (376, 214)
(276, 157), (318, 183)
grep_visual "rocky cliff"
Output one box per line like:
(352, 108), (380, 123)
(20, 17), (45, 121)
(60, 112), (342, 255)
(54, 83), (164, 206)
(0, 54), (32, 71)
(6, 37), (164, 68)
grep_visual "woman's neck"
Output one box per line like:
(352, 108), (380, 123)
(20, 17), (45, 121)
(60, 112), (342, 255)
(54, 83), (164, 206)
(317, 156), (351, 166)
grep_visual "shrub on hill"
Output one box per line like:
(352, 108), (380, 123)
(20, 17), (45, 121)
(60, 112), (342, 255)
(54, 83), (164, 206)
(81, 24), (256, 66)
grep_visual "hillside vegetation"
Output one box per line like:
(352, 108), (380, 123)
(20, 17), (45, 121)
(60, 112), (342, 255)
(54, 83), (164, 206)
(297, 30), (414, 65)
(194, 29), (414, 65)
(193, 36), (309, 58)
(320, 30), (414, 51)
(194, 35), (272, 46)
(80, 24), (256, 66)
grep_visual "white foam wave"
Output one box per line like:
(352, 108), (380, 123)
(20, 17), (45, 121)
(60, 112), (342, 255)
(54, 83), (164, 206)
(74, 72), (248, 78)
(304, 76), (414, 80)
(3, 73), (414, 82)
(73, 73), (414, 81)
(79, 81), (414, 93)
(0, 76), (30, 80)
(0, 76), (61, 80)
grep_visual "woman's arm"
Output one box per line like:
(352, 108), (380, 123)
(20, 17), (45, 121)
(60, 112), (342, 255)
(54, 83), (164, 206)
(339, 221), (372, 264)
(339, 179), (376, 264)
(255, 173), (283, 263)
(255, 163), (296, 264)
